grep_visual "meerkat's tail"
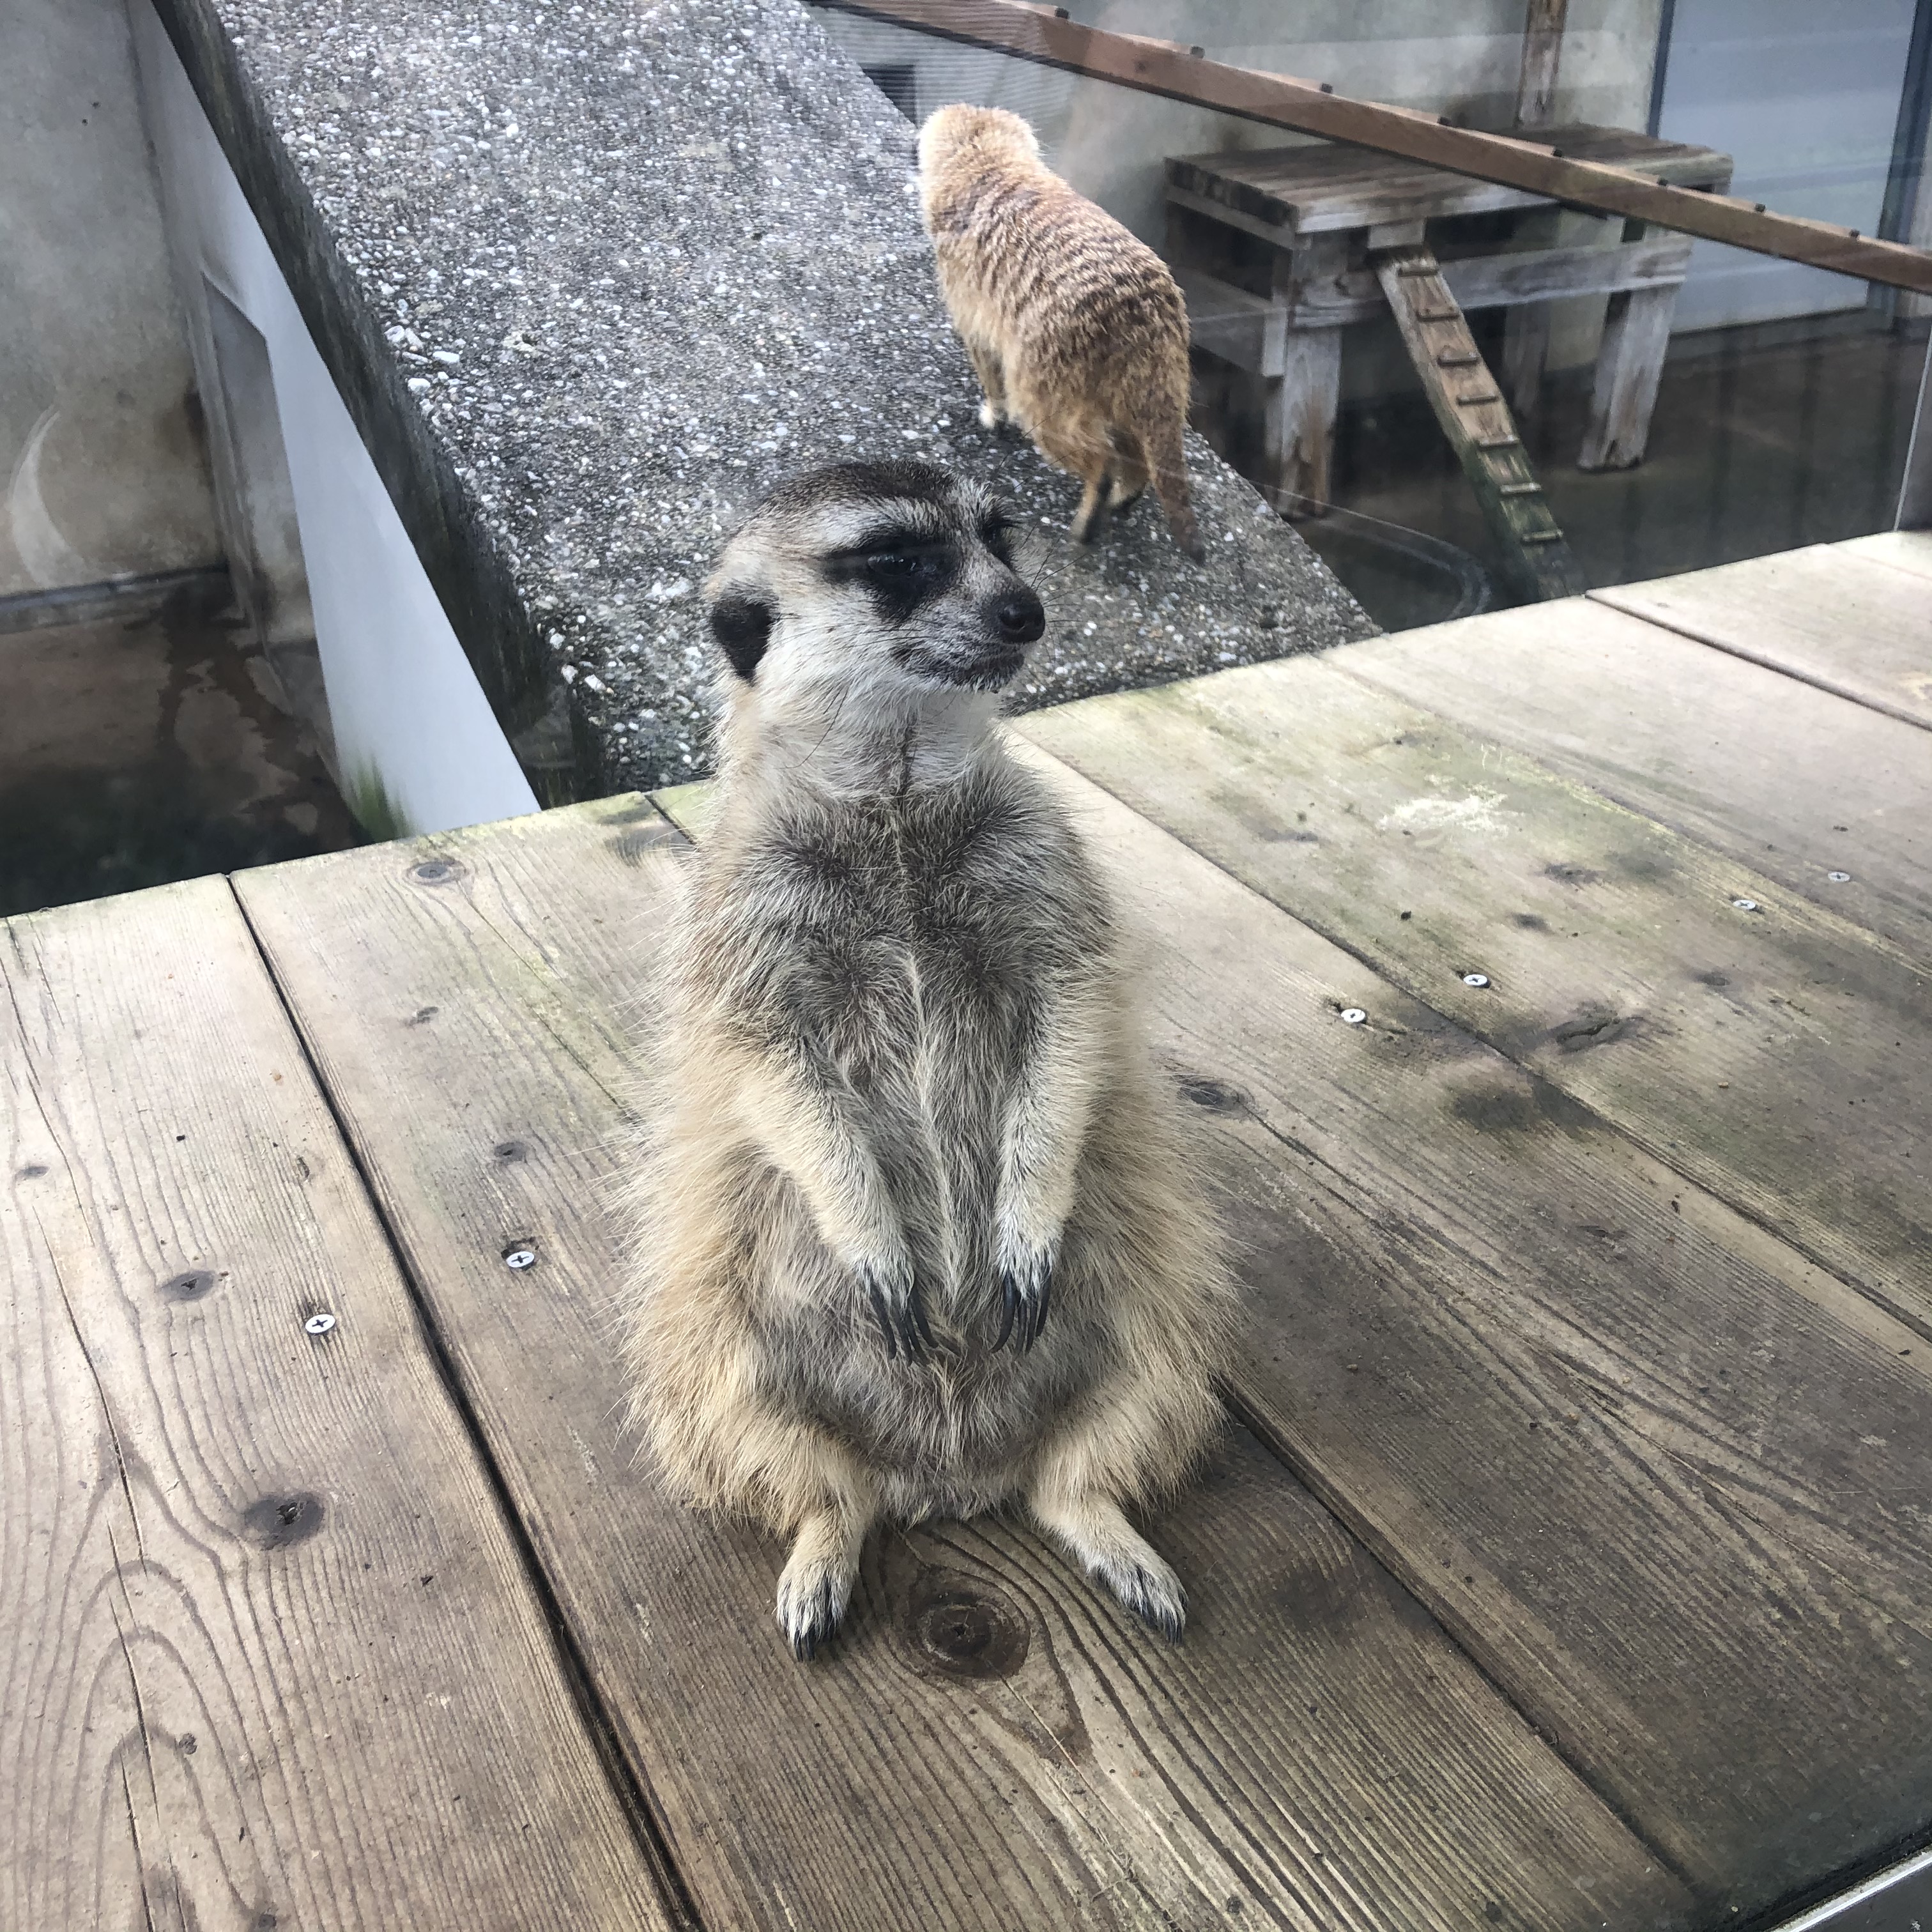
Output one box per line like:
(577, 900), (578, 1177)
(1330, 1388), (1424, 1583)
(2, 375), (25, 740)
(1142, 406), (1204, 564)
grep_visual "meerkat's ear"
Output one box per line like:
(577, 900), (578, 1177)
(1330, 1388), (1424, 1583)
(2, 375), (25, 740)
(710, 590), (774, 683)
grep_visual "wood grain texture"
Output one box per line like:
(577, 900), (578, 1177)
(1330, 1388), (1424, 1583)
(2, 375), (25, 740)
(0, 880), (671, 1932)
(993, 740), (1932, 1917)
(1591, 544), (1932, 730)
(234, 800), (1689, 1932)
(1016, 658), (1932, 1337)
(1338, 598), (1932, 964)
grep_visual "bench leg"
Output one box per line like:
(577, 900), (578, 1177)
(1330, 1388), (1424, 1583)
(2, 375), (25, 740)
(1502, 302), (1552, 418)
(1579, 283), (1678, 470)
(1265, 326), (1342, 514)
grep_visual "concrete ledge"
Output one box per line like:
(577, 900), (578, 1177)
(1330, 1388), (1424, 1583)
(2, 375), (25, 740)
(145, 0), (1374, 797)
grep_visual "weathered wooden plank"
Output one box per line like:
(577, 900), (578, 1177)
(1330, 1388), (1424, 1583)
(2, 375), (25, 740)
(0, 880), (672, 1932)
(990, 737), (1932, 1917)
(1018, 660), (1932, 1336)
(1837, 528), (1932, 581)
(1591, 545), (1932, 731)
(1163, 124), (1732, 236)
(1183, 240), (1693, 355)
(1336, 599), (1932, 965)
(235, 802), (1689, 1932)
(1513, 0), (1566, 129)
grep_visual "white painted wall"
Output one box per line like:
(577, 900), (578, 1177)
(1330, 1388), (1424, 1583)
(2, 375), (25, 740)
(128, 0), (538, 837)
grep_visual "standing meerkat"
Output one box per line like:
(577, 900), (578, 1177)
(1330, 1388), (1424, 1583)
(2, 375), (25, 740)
(917, 103), (1206, 562)
(624, 459), (1233, 1659)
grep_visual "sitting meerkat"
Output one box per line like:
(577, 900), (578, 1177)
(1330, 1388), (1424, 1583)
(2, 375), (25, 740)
(917, 103), (1205, 562)
(624, 459), (1232, 1659)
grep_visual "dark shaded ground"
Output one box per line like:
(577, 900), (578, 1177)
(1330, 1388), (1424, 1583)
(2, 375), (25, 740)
(0, 574), (364, 917)
(1207, 312), (1927, 630)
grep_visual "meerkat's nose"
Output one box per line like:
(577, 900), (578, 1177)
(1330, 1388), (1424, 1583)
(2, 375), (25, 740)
(992, 588), (1046, 645)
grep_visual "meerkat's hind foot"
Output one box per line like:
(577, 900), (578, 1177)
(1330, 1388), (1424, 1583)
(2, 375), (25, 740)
(775, 1502), (870, 1660)
(1069, 475), (1112, 546)
(1031, 1489), (1187, 1642)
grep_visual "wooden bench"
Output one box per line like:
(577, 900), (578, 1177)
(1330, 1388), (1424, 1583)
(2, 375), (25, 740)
(1167, 124), (1733, 507)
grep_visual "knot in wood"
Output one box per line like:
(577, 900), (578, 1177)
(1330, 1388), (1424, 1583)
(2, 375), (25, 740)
(905, 1573), (1028, 1682)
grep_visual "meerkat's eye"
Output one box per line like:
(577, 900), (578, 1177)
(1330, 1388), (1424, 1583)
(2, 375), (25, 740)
(980, 515), (1018, 564)
(868, 551), (921, 581)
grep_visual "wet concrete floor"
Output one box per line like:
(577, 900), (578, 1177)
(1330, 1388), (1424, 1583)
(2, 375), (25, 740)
(0, 572), (363, 918)
(1220, 316), (1927, 629)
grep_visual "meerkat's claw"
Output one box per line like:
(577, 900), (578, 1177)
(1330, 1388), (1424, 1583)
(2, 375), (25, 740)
(1104, 1553), (1187, 1643)
(856, 1259), (930, 1363)
(995, 1245), (1054, 1351)
(1031, 1491), (1187, 1642)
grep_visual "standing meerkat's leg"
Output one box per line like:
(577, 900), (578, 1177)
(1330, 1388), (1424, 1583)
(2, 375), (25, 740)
(1033, 419), (1115, 545)
(964, 338), (1010, 429)
(738, 1048), (932, 1360)
(1105, 431), (1151, 511)
(1025, 1339), (1221, 1639)
(774, 1453), (882, 1659)
(1029, 1476), (1187, 1641)
(1068, 471), (1114, 545)
(993, 987), (1105, 1348)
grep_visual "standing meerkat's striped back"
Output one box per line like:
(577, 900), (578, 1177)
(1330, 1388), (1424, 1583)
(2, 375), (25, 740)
(917, 104), (1204, 562)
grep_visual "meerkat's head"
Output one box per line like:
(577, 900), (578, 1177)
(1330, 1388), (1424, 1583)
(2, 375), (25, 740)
(916, 103), (1041, 183)
(705, 461), (1046, 708)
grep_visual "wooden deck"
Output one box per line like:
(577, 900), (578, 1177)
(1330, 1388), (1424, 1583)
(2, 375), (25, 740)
(6, 532), (1929, 1932)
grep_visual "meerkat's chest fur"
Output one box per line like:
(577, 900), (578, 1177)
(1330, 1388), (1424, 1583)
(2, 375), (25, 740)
(696, 762), (1110, 1310)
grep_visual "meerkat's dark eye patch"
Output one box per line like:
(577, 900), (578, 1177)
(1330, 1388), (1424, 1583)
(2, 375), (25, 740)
(822, 526), (961, 624)
(710, 591), (773, 681)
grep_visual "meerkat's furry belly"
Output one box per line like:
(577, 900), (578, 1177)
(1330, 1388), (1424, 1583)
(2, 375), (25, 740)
(735, 1047), (1112, 1512)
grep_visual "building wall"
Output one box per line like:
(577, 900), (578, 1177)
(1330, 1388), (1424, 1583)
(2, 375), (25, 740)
(0, 0), (222, 597)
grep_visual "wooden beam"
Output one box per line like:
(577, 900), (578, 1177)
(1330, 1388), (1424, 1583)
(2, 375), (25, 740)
(817, 0), (1932, 295)
(1514, 0), (1567, 128)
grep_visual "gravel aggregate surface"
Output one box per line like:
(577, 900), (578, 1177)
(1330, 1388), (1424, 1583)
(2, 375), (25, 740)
(181, 0), (1374, 788)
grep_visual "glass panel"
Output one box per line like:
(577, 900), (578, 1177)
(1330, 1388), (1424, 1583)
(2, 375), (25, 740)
(815, 0), (1932, 624)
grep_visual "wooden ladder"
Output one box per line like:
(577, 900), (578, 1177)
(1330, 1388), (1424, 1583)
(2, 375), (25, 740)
(1372, 243), (1584, 602)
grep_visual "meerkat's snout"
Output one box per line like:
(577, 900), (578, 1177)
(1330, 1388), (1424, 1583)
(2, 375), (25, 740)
(707, 460), (1044, 698)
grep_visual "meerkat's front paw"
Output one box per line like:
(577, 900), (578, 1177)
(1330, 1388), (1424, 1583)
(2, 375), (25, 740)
(994, 1236), (1054, 1352)
(776, 1544), (856, 1661)
(977, 399), (1002, 430)
(852, 1253), (932, 1362)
